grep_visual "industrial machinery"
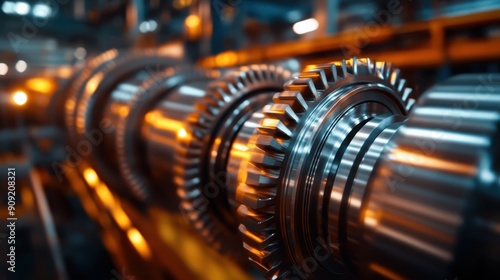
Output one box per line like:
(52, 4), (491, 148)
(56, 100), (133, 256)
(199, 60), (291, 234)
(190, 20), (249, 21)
(1, 1), (500, 280)
(5, 50), (498, 279)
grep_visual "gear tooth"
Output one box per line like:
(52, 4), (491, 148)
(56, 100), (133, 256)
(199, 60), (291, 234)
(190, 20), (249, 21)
(361, 57), (374, 74)
(384, 62), (394, 79)
(252, 65), (265, 81)
(402, 87), (412, 102)
(243, 242), (280, 266)
(390, 68), (401, 87)
(258, 119), (293, 139)
(398, 78), (407, 93)
(272, 91), (308, 113)
(209, 81), (231, 100)
(355, 57), (372, 75)
(406, 98), (416, 111)
(311, 63), (337, 83)
(369, 59), (377, 74)
(299, 69), (328, 90)
(283, 78), (319, 100)
(246, 66), (257, 83)
(256, 135), (285, 153)
(245, 169), (277, 187)
(237, 209), (276, 237)
(341, 59), (350, 77)
(246, 252), (283, 278)
(250, 152), (282, 170)
(263, 103), (299, 126)
(352, 57), (359, 74)
(240, 193), (276, 210)
(378, 61), (387, 77)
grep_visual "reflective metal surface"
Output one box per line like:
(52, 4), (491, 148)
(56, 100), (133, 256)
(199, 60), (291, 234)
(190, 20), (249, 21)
(1, 47), (499, 279)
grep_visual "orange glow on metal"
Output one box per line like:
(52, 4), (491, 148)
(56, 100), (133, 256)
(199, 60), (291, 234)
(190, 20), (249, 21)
(127, 228), (152, 259)
(369, 263), (405, 280)
(146, 111), (185, 133)
(85, 72), (103, 96)
(391, 148), (475, 175)
(83, 168), (99, 187)
(82, 167), (152, 260)
(363, 209), (379, 227)
(112, 207), (132, 229)
(95, 183), (116, 208)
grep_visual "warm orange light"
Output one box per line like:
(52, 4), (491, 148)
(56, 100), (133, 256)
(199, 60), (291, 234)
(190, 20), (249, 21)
(185, 14), (200, 28)
(85, 72), (103, 96)
(127, 228), (152, 259)
(369, 263), (405, 280)
(185, 14), (202, 40)
(146, 111), (185, 133)
(56, 66), (73, 78)
(13, 91), (27, 106)
(177, 128), (188, 139)
(174, 0), (193, 9)
(83, 168), (99, 187)
(118, 106), (129, 117)
(215, 51), (238, 67)
(95, 183), (115, 208)
(112, 207), (132, 229)
(25, 77), (56, 94)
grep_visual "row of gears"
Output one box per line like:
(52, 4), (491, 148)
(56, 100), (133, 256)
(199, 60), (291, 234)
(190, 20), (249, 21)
(62, 50), (499, 279)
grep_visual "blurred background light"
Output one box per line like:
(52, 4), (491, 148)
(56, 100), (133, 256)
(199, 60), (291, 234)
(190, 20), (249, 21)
(13, 90), (27, 105)
(293, 18), (319, 35)
(15, 60), (27, 73)
(74, 47), (87, 60)
(14, 1), (30, 15)
(0, 63), (8, 75)
(32, 3), (51, 18)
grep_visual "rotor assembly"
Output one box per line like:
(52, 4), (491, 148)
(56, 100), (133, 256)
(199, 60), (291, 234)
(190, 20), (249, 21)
(58, 51), (499, 279)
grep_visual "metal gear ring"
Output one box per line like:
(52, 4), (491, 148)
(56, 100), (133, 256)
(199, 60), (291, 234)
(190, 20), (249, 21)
(236, 58), (415, 278)
(175, 64), (292, 260)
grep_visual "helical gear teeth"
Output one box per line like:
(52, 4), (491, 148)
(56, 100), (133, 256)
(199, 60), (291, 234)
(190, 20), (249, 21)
(263, 104), (300, 126)
(237, 219), (276, 247)
(298, 69), (328, 90)
(284, 78), (319, 100)
(258, 119), (293, 139)
(240, 192), (275, 210)
(255, 135), (285, 153)
(243, 242), (279, 264)
(250, 152), (282, 170)
(315, 63), (339, 82)
(272, 91), (309, 113)
(237, 58), (413, 279)
(245, 170), (278, 187)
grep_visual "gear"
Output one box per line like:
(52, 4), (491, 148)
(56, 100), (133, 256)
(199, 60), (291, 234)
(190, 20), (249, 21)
(175, 64), (291, 260)
(236, 58), (414, 278)
(65, 49), (120, 143)
(115, 67), (217, 204)
(68, 49), (181, 198)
